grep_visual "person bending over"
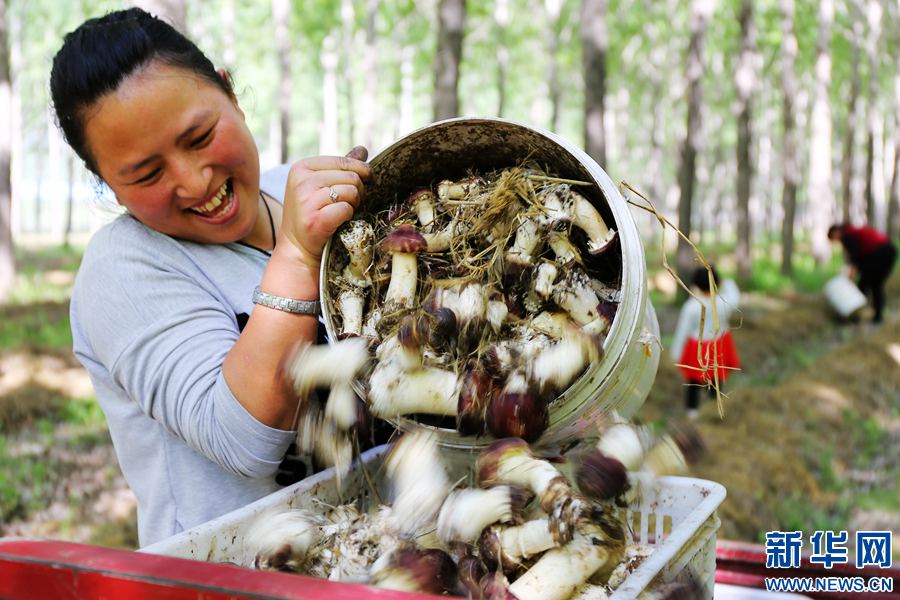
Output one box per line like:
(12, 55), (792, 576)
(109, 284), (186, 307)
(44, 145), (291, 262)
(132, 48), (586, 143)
(827, 224), (897, 323)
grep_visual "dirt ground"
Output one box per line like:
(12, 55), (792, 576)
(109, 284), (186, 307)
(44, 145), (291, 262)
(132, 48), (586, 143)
(0, 276), (898, 551)
(641, 274), (900, 544)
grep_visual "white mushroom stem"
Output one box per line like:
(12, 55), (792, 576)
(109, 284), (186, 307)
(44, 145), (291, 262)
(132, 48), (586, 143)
(537, 188), (570, 228)
(548, 230), (579, 266)
(506, 217), (542, 266)
(487, 299), (509, 334)
(411, 192), (436, 232)
(429, 283), (487, 334)
(295, 402), (322, 457)
(314, 419), (353, 485)
(571, 191), (616, 254)
(437, 177), (482, 201)
(423, 220), (468, 252)
(289, 338), (369, 395)
(527, 330), (600, 393)
(508, 524), (613, 600)
(478, 439), (568, 512)
(642, 434), (689, 477)
(486, 518), (558, 564)
(423, 226), (453, 252)
(552, 269), (605, 329)
(569, 583), (612, 600)
(336, 288), (365, 338)
(339, 220), (374, 286)
(596, 423), (646, 471)
(478, 438), (584, 544)
(367, 358), (461, 417)
(385, 252), (419, 309)
(245, 508), (323, 571)
(529, 311), (573, 338)
(362, 306), (383, 339)
(325, 379), (359, 431)
(386, 430), (450, 537)
(534, 262), (559, 299)
(437, 486), (517, 544)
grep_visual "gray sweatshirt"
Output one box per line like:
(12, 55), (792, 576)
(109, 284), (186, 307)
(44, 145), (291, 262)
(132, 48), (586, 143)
(71, 168), (297, 546)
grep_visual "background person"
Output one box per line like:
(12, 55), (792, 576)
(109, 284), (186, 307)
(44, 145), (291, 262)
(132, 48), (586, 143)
(50, 8), (370, 546)
(670, 266), (741, 419)
(827, 224), (898, 324)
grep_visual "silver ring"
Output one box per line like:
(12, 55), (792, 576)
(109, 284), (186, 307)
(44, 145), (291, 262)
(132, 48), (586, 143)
(328, 187), (340, 203)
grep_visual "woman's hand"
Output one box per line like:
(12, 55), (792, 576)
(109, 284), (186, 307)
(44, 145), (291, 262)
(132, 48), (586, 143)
(280, 146), (372, 269)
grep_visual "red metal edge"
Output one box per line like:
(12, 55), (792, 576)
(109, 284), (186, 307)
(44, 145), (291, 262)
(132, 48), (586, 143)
(0, 540), (443, 600)
(716, 540), (900, 600)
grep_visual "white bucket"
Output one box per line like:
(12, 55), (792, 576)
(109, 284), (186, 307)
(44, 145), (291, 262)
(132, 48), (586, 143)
(823, 274), (867, 319)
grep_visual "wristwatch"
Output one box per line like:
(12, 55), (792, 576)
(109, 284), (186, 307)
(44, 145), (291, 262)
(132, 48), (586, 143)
(252, 286), (320, 316)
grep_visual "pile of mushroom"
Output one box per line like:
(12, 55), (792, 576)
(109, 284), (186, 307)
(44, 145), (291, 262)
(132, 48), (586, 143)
(246, 426), (706, 599)
(326, 164), (620, 442)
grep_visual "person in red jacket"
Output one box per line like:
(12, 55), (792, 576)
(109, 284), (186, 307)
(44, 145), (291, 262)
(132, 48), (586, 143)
(828, 224), (897, 323)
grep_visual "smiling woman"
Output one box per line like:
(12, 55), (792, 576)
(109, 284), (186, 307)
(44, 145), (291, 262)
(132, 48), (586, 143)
(49, 8), (371, 547)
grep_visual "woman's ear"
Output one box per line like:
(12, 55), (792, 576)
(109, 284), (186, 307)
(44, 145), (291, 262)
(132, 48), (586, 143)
(217, 68), (243, 113)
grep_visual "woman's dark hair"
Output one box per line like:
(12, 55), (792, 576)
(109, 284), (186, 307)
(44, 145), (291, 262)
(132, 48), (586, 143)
(691, 265), (719, 293)
(50, 8), (230, 174)
(827, 223), (846, 239)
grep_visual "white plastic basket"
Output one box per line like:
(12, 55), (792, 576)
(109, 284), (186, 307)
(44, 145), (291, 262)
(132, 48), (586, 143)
(141, 445), (725, 599)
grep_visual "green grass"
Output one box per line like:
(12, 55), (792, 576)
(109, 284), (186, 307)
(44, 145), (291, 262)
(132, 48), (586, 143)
(856, 482), (900, 512)
(62, 396), (107, 427)
(772, 494), (853, 539)
(0, 435), (55, 523)
(0, 307), (72, 350)
(7, 245), (83, 305)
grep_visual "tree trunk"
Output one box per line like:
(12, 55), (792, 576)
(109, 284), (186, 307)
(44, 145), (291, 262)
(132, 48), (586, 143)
(433, 0), (465, 121)
(221, 0), (236, 69)
(399, 46), (415, 136)
(863, 0), (882, 226)
(734, 0), (755, 282)
(581, 0), (607, 166)
(675, 0), (714, 282)
(360, 0), (379, 150)
(340, 0), (356, 146)
(32, 141), (43, 233)
(494, 0), (509, 117)
(134, 0), (186, 33)
(545, 0), (563, 132)
(320, 34), (339, 155)
(807, 0), (834, 265)
(63, 153), (75, 248)
(840, 9), (862, 223)
(889, 74), (900, 239)
(0, 0), (14, 299)
(272, 0), (291, 163)
(780, 0), (799, 274)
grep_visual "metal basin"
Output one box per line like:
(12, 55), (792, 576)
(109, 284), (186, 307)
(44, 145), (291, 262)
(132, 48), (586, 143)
(320, 117), (659, 450)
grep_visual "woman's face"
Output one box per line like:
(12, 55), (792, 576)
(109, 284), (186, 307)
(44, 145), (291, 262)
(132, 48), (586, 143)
(83, 61), (262, 245)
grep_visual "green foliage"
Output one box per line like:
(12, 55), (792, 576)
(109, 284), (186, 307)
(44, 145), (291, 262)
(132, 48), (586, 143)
(773, 493), (852, 539)
(743, 254), (841, 294)
(0, 436), (54, 523)
(57, 395), (105, 427)
(841, 408), (887, 465)
(856, 481), (900, 512)
(0, 305), (72, 350)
